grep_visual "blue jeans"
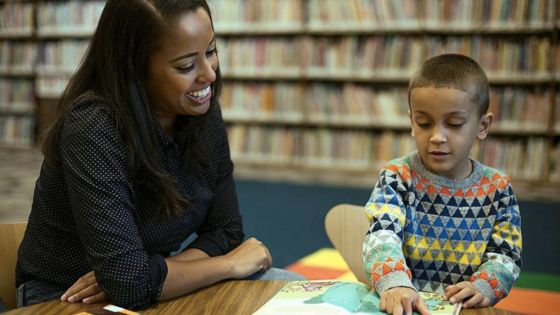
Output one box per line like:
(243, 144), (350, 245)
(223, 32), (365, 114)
(16, 279), (66, 307)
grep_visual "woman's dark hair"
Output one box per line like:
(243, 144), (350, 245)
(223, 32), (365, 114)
(41, 0), (222, 219)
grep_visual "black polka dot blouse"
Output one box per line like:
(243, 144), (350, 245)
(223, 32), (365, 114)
(16, 92), (244, 309)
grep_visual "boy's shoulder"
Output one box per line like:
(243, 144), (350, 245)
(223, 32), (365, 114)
(473, 159), (512, 187)
(380, 152), (416, 179)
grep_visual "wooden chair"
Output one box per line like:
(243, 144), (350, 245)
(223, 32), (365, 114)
(0, 222), (27, 310)
(324, 203), (370, 284)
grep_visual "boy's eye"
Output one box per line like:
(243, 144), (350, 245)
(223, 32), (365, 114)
(415, 121), (431, 128)
(448, 123), (464, 128)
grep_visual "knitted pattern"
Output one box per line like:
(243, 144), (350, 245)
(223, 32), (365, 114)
(362, 151), (522, 305)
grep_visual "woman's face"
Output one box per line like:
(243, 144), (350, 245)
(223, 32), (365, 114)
(145, 7), (218, 123)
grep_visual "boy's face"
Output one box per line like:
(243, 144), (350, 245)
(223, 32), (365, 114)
(409, 87), (492, 179)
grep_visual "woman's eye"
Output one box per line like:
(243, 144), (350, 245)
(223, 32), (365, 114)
(206, 48), (217, 56)
(177, 64), (195, 72)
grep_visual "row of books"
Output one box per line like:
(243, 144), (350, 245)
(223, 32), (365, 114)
(35, 79), (558, 133)
(0, 3), (33, 33)
(0, 116), (34, 146)
(222, 83), (553, 131)
(308, 0), (557, 29)
(1, 35), (554, 78)
(0, 79), (34, 113)
(36, 1), (104, 35)
(208, 0), (302, 31)
(0, 41), (36, 73)
(35, 40), (89, 75)
(471, 137), (547, 180)
(3, 1), (557, 35)
(218, 36), (553, 76)
(206, 0), (556, 31)
(552, 143), (560, 182)
(557, 98), (560, 132)
(227, 125), (551, 180)
(36, 77), (68, 99)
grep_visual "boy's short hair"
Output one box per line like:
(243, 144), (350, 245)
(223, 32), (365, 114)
(408, 54), (489, 116)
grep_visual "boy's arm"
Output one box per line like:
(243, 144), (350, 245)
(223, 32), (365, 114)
(362, 167), (415, 295)
(469, 183), (522, 305)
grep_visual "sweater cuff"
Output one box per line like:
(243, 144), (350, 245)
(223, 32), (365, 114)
(186, 236), (224, 257)
(147, 254), (168, 301)
(374, 271), (416, 295)
(471, 279), (499, 305)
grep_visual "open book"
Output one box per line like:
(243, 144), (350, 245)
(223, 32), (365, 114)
(254, 280), (462, 315)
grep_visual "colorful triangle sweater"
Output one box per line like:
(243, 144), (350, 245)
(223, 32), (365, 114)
(362, 151), (522, 305)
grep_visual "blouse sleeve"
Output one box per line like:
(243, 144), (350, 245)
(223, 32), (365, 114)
(59, 103), (166, 309)
(187, 106), (244, 256)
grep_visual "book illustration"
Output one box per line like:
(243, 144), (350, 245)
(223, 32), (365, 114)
(254, 280), (461, 315)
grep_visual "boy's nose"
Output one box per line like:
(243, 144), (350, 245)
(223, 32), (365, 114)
(430, 127), (447, 143)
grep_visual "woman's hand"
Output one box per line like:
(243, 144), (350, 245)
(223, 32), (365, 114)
(380, 287), (431, 315)
(445, 281), (490, 308)
(61, 271), (107, 304)
(224, 237), (272, 279)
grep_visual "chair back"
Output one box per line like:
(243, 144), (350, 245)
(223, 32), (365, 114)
(0, 222), (27, 310)
(324, 204), (370, 284)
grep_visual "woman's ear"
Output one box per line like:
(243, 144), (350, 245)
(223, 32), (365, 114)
(477, 112), (493, 140)
(408, 110), (415, 137)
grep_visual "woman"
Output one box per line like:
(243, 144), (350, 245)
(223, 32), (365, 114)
(16, 0), (299, 309)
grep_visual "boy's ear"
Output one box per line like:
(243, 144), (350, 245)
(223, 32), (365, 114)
(477, 112), (493, 140)
(408, 110), (415, 137)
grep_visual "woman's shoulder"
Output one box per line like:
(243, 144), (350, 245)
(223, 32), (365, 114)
(61, 91), (119, 140)
(65, 91), (116, 124)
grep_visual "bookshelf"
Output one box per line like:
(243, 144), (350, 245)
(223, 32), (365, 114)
(0, 0), (559, 200)
(0, 1), (35, 147)
(210, 0), (560, 201)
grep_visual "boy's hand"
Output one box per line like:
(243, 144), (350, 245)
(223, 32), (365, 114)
(444, 281), (490, 308)
(380, 287), (431, 315)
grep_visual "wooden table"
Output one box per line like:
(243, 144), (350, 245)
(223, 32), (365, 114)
(4, 280), (516, 315)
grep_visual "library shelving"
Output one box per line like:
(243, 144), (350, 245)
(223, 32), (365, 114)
(0, 1), (35, 147)
(1, 0), (559, 200)
(210, 0), (560, 201)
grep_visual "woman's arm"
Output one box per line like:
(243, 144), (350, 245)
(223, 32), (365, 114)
(62, 237), (272, 303)
(160, 237), (271, 300)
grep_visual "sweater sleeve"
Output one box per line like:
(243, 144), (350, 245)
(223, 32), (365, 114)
(470, 182), (522, 305)
(362, 167), (415, 294)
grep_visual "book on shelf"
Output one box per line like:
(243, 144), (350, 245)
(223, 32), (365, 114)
(36, 1), (104, 37)
(253, 280), (462, 315)
(209, 0), (303, 33)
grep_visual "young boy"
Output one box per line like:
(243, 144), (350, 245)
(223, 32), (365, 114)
(362, 54), (522, 315)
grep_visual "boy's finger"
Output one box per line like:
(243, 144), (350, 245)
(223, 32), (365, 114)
(415, 298), (431, 315)
(403, 299), (413, 315)
(392, 303), (403, 315)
